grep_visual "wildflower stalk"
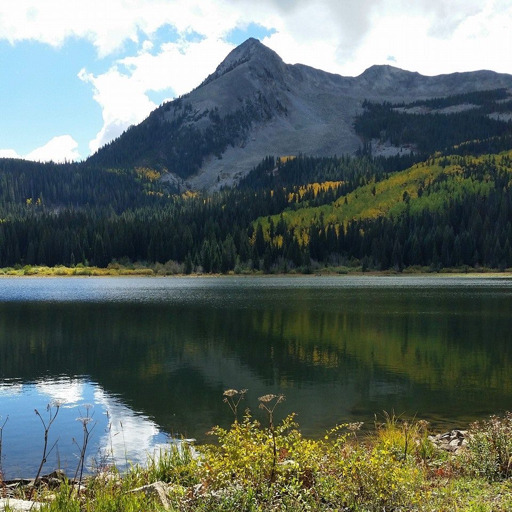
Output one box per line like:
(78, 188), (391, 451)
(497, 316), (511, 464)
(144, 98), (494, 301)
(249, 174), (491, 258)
(258, 393), (285, 483)
(106, 410), (115, 469)
(72, 404), (96, 496)
(31, 402), (61, 499)
(223, 389), (247, 422)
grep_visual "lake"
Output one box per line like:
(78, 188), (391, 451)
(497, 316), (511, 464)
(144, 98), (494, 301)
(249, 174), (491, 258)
(1, 275), (512, 478)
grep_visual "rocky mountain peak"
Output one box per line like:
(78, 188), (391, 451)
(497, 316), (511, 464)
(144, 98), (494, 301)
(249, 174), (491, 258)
(355, 65), (422, 95)
(200, 38), (284, 87)
(224, 37), (270, 62)
(359, 64), (413, 77)
(89, 39), (512, 191)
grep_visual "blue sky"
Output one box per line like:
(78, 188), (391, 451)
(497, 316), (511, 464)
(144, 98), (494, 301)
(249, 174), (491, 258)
(0, 0), (510, 163)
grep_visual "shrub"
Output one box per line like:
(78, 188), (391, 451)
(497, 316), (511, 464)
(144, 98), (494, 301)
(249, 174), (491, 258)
(375, 412), (435, 463)
(461, 412), (512, 481)
(337, 444), (424, 510)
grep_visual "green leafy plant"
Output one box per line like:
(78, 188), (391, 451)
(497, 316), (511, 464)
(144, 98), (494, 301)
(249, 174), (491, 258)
(145, 442), (198, 487)
(461, 412), (512, 481)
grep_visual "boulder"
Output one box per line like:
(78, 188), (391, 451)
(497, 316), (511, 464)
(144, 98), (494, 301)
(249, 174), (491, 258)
(0, 498), (42, 511)
(130, 481), (170, 510)
(428, 429), (467, 453)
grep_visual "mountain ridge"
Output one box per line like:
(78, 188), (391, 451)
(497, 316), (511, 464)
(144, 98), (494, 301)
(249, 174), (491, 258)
(87, 38), (512, 191)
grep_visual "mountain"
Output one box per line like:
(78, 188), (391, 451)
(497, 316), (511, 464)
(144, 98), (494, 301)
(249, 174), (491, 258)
(87, 38), (512, 191)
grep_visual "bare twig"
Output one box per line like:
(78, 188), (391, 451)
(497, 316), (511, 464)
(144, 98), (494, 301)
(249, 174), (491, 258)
(31, 402), (61, 499)
(0, 416), (8, 483)
(72, 404), (96, 496)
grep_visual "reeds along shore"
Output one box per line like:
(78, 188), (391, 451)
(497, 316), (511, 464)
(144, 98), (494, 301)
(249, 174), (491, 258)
(2, 262), (512, 278)
(2, 393), (512, 511)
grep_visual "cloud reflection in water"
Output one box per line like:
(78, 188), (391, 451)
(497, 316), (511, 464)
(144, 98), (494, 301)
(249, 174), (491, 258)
(0, 377), (170, 479)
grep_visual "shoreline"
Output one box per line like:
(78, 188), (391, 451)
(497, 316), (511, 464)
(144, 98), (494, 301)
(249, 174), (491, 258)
(1, 264), (512, 279)
(1, 412), (511, 511)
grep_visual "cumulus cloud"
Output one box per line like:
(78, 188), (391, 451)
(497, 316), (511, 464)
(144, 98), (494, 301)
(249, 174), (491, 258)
(0, 149), (22, 159)
(26, 135), (81, 163)
(228, 0), (510, 76)
(407, 0), (484, 38)
(352, 0), (512, 76)
(0, 0), (508, 74)
(78, 65), (158, 154)
(80, 37), (233, 154)
(0, 135), (81, 163)
(0, 0), (242, 56)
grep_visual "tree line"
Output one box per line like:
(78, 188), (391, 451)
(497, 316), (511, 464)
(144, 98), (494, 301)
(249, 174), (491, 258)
(1, 151), (512, 272)
(355, 88), (512, 156)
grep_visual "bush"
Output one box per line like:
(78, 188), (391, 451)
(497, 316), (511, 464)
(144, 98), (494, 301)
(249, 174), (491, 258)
(335, 444), (424, 510)
(461, 412), (512, 481)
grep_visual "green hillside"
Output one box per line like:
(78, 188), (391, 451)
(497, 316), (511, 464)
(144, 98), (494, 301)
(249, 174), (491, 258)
(248, 150), (512, 271)
(258, 151), (512, 239)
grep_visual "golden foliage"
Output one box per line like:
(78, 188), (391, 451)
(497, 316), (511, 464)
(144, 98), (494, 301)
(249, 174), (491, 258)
(288, 181), (343, 203)
(135, 167), (161, 182)
(259, 151), (512, 247)
(278, 155), (297, 164)
(182, 190), (199, 200)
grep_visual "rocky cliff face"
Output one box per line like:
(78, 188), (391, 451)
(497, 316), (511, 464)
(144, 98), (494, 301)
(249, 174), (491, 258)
(89, 38), (512, 190)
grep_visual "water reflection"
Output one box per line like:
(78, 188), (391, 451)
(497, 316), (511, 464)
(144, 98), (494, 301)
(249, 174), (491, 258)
(1, 277), (512, 477)
(0, 377), (170, 479)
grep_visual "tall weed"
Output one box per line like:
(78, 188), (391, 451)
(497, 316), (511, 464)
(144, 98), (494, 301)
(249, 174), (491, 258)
(462, 412), (512, 481)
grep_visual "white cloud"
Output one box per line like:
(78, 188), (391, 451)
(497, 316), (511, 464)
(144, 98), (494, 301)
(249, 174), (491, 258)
(121, 38), (233, 97)
(0, 0), (509, 75)
(79, 65), (158, 154)
(0, 149), (22, 159)
(0, 135), (81, 163)
(348, 1), (512, 77)
(249, 0), (511, 76)
(26, 135), (81, 163)
(0, 0), (242, 56)
(80, 37), (233, 154)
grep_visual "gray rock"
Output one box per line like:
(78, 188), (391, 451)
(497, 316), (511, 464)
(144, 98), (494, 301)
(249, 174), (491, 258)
(429, 429), (468, 454)
(130, 481), (170, 510)
(0, 498), (42, 511)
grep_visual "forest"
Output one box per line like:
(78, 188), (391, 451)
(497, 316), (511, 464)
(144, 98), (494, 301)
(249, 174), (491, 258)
(0, 89), (512, 274)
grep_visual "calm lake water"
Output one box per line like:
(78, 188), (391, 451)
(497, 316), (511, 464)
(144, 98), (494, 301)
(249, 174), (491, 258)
(1, 275), (512, 478)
